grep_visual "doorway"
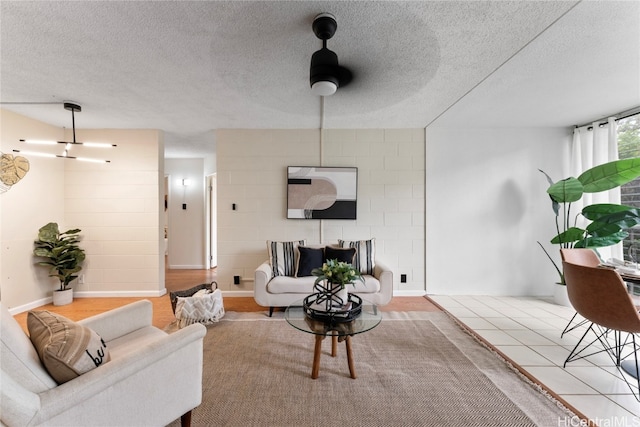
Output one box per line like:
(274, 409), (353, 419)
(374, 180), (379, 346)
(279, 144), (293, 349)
(206, 174), (217, 269)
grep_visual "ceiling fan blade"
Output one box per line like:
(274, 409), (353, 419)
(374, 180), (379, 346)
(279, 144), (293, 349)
(337, 66), (352, 88)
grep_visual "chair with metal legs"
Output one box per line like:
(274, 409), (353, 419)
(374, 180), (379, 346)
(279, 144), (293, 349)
(559, 249), (600, 337)
(562, 260), (640, 401)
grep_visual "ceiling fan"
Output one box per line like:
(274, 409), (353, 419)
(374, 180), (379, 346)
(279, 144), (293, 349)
(309, 13), (352, 96)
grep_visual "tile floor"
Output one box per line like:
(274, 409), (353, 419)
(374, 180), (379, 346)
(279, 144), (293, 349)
(429, 295), (640, 425)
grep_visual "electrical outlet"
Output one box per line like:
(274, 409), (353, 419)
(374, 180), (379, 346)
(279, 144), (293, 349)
(233, 275), (240, 285)
(78, 274), (85, 284)
(400, 274), (407, 283)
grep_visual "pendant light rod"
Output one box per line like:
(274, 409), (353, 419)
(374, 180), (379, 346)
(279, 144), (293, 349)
(64, 102), (81, 144)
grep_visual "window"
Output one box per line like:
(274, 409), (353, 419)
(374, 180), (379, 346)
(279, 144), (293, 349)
(618, 113), (640, 261)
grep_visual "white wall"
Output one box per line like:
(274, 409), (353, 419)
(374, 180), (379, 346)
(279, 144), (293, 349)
(216, 128), (425, 294)
(1, 110), (65, 310)
(0, 109), (165, 311)
(425, 126), (571, 296)
(164, 158), (206, 269)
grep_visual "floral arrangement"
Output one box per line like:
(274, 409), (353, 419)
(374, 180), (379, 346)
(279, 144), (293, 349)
(312, 259), (364, 288)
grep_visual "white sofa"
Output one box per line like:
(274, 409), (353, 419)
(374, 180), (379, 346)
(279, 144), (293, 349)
(254, 243), (393, 316)
(1, 300), (206, 427)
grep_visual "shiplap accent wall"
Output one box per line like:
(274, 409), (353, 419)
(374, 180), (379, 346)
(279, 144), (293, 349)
(65, 129), (165, 297)
(216, 128), (425, 295)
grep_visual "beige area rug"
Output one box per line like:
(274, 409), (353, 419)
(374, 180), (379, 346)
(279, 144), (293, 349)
(168, 311), (574, 427)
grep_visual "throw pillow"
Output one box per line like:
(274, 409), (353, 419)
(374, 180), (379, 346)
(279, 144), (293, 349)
(339, 238), (376, 275)
(267, 240), (306, 277)
(324, 246), (356, 264)
(295, 246), (324, 277)
(27, 310), (110, 384)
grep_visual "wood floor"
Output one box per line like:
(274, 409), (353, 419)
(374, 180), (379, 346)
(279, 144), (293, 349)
(13, 267), (439, 331)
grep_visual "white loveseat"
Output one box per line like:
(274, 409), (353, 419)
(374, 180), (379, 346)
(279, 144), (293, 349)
(254, 241), (393, 316)
(1, 300), (206, 427)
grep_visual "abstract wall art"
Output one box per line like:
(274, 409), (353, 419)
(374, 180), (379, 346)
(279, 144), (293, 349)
(287, 166), (357, 219)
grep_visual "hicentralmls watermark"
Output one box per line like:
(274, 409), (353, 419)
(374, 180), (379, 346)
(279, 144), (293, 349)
(558, 416), (640, 427)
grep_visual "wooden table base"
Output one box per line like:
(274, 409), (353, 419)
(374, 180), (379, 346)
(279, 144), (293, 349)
(311, 334), (356, 379)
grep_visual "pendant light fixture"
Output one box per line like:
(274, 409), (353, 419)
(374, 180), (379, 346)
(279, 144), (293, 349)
(13, 102), (116, 163)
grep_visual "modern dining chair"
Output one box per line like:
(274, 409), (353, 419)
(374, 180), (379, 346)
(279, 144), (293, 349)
(559, 248), (601, 336)
(562, 260), (640, 400)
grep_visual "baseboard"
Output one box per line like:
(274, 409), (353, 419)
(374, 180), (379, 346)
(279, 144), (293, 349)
(394, 290), (427, 297)
(8, 297), (53, 315)
(221, 290), (254, 297)
(169, 265), (206, 269)
(74, 289), (168, 298)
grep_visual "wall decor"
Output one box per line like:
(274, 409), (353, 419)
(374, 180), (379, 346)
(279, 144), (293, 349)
(0, 152), (30, 193)
(287, 166), (357, 219)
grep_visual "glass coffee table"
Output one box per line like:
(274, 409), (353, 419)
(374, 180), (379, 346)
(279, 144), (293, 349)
(285, 298), (382, 379)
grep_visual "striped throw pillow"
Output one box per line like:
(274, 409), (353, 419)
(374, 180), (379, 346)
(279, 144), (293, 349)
(267, 240), (306, 277)
(338, 239), (375, 275)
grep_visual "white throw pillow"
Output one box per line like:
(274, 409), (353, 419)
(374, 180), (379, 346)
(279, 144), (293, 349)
(338, 238), (376, 275)
(267, 240), (306, 277)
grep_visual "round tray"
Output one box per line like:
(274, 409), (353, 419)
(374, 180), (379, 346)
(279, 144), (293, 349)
(303, 293), (363, 323)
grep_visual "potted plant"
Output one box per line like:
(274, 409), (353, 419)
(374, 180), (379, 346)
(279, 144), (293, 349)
(33, 222), (86, 306)
(538, 158), (640, 304)
(311, 259), (364, 310)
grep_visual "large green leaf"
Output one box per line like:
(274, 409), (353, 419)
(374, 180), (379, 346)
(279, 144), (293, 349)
(36, 222), (59, 244)
(575, 231), (629, 248)
(585, 221), (621, 237)
(582, 204), (640, 228)
(539, 170), (560, 216)
(578, 158), (640, 193)
(61, 229), (81, 236)
(33, 248), (53, 257)
(551, 227), (585, 244)
(547, 177), (583, 204)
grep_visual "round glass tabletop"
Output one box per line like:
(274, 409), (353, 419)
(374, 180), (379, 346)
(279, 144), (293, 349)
(285, 297), (382, 336)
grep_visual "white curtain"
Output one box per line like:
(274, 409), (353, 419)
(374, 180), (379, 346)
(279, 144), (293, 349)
(570, 117), (621, 259)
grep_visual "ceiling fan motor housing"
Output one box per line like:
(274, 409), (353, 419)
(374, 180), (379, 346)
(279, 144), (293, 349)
(312, 13), (337, 40)
(310, 47), (340, 89)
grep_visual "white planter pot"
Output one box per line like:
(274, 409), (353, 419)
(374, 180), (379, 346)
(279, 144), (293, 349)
(332, 285), (349, 307)
(553, 283), (572, 307)
(53, 288), (73, 306)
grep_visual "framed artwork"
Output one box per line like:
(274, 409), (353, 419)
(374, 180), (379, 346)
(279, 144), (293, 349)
(287, 166), (357, 219)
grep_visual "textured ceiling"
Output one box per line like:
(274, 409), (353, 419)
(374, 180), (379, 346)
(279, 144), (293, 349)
(1, 1), (639, 157)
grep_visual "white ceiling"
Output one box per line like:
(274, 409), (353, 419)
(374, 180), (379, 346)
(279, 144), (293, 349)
(1, 1), (639, 158)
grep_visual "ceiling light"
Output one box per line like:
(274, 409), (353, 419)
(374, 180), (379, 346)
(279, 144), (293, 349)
(10, 150), (110, 163)
(311, 80), (338, 96)
(15, 102), (115, 163)
(20, 139), (58, 145)
(19, 139), (116, 148)
(11, 150), (56, 159)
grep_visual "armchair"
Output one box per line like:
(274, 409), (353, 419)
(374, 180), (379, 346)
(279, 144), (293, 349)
(562, 260), (640, 401)
(1, 300), (207, 426)
(559, 248), (601, 337)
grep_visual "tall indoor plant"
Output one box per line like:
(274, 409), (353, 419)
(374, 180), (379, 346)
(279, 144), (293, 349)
(539, 158), (640, 286)
(33, 222), (86, 305)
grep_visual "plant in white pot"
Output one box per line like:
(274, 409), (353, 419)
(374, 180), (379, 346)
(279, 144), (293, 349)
(33, 222), (86, 306)
(538, 158), (640, 305)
